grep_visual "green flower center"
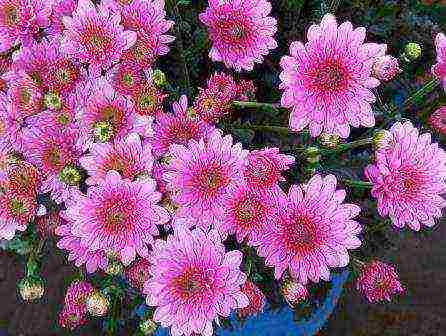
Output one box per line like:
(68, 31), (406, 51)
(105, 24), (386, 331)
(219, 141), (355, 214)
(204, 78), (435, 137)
(59, 165), (82, 185)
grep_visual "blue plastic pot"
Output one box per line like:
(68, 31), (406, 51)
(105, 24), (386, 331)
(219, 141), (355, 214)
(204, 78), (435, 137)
(154, 270), (349, 336)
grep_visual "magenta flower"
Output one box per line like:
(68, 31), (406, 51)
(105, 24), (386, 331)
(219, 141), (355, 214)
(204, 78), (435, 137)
(63, 171), (170, 265)
(144, 226), (249, 336)
(0, 0), (52, 52)
(119, 0), (175, 69)
(64, 280), (94, 307)
(82, 82), (138, 143)
(365, 121), (446, 231)
(0, 190), (36, 240)
(13, 37), (81, 95)
(243, 148), (295, 190)
(80, 133), (153, 185)
(279, 14), (386, 138)
(199, 0), (277, 71)
(356, 260), (404, 303)
(218, 184), (284, 245)
(433, 33), (446, 90)
(48, 0), (76, 37)
(61, 0), (137, 76)
(257, 174), (362, 283)
(58, 303), (88, 330)
(23, 127), (83, 204)
(237, 281), (266, 319)
(429, 106), (446, 136)
(7, 74), (44, 118)
(108, 61), (145, 96)
(56, 208), (109, 273)
(0, 91), (33, 151)
(152, 95), (214, 157)
(164, 130), (248, 229)
(125, 258), (151, 291)
(372, 55), (401, 82)
(206, 72), (238, 102)
(281, 280), (308, 306)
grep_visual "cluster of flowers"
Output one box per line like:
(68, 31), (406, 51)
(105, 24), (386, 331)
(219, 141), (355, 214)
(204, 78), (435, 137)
(0, 0), (445, 335)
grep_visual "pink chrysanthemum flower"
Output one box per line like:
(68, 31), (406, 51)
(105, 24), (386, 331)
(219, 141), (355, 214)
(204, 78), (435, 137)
(372, 55), (401, 82)
(12, 37), (81, 94)
(0, 190), (36, 240)
(219, 185), (283, 245)
(58, 304), (88, 330)
(144, 226), (249, 336)
(429, 106), (446, 135)
(193, 88), (232, 124)
(0, 92), (33, 151)
(152, 162), (168, 194)
(199, 0), (277, 71)
(237, 281), (266, 319)
(281, 280), (308, 306)
(0, 139), (11, 181)
(108, 61), (145, 96)
(125, 258), (151, 291)
(164, 130), (248, 229)
(23, 128), (83, 204)
(257, 174), (362, 283)
(119, 0), (174, 69)
(356, 260), (404, 303)
(80, 133), (153, 185)
(56, 210), (109, 273)
(236, 79), (257, 102)
(4, 161), (41, 196)
(244, 148), (295, 190)
(0, 0), (52, 52)
(433, 33), (446, 90)
(365, 121), (446, 231)
(7, 74), (44, 118)
(206, 72), (238, 102)
(82, 83), (138, 143)
(48, 0), (76, 37)
(64, 171), (170, 265)
(279, 14), (386, 138)
(0, 57), (12, 91)
(64, 280), (94, 307)
(152, 95), (214, 157)
(131, 82), (166, 117)
(61, 0), (137, 76)
(27, 93), (81, 133)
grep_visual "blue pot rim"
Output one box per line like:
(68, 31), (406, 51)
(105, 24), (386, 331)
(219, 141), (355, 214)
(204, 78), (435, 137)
(155, 270), (350, 336)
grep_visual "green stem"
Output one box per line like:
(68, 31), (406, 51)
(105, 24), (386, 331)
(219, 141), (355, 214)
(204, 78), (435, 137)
(233, 101), (282, 110)
(329, 138), (373, 154)
(404, 77), (440, 109)
(233, 124), (292, 134)
(388, 77), (441, 116)
(341, 179), (373, 189)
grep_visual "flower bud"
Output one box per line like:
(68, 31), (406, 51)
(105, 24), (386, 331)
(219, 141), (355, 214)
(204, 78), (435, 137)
(404, 42), (422, 61)
(59, 165), (82, 186)
(152, 69), (167, 87)
(86, 292), (109, 317)
(305, 146), (321, 164)
(93, 121), (114, 143)
(319, 133), (340, 149)
(281, 280), (308, 306)
(44, 92), (62, 110)
(140, 318), (158, 335)
(372, 130), (393, 150)
(18, 275), (45, 302)
(372, 55), (401, 82)
(105, 259), (124, 276)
